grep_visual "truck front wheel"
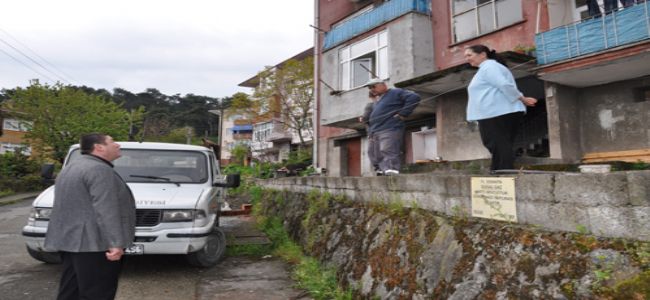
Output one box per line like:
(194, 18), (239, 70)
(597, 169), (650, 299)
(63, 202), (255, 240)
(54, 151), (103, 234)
(186, 228), (226, 267)
(26, 246), (62, 264)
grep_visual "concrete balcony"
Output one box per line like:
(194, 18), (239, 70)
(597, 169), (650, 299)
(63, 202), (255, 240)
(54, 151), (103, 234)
(323, 0), (429, 50)
(535, 2), (650, 87)
(536, 2), (650, 65)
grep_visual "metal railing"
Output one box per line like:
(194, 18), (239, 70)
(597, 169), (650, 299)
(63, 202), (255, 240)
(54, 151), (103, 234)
(322, 0), (429, 50)
(536, 1), (650, 64)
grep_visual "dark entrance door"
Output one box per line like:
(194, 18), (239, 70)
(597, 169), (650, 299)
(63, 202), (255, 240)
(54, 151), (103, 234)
(346, 138), (361, 176)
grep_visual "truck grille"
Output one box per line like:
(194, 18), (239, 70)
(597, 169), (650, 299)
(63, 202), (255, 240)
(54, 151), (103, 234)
(135, 209), (162, 227)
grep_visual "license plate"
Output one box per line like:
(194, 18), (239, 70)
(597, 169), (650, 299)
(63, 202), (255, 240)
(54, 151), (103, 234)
(124, 244), (144, 255)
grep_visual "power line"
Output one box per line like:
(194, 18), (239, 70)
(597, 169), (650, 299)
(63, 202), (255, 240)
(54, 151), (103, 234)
(0, 36), (69, 84)
(0, 28), (79, 85)
(0, 46), (57, 83)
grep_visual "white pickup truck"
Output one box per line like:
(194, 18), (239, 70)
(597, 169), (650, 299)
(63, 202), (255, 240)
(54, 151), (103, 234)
(22, 142), (239, 267)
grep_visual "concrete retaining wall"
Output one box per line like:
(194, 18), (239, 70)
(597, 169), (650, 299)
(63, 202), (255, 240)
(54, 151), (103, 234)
(258, 171), (650, 241)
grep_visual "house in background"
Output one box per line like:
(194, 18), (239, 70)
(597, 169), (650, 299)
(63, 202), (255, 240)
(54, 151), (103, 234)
(239, 48), (314, 163)
(218, 109), (253, 165)
(0, 110), (33, 156)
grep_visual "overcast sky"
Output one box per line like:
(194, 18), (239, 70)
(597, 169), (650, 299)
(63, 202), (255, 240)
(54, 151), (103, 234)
(0, 0), (314, 98)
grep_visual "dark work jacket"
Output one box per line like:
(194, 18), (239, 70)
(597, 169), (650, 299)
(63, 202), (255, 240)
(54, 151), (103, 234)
(368, 88), (420, 134)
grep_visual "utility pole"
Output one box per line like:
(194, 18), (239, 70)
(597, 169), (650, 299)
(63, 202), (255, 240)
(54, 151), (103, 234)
(186, 127), (192, 144)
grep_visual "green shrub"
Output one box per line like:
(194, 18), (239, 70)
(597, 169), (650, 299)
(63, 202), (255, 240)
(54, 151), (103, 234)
(0, 150), (45, 193)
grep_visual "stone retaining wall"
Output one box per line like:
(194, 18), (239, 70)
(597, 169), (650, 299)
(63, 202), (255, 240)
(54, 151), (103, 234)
(258, 171), (650, 241)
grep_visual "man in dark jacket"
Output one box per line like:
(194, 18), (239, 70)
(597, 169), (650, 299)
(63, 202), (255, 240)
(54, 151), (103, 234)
(45, 133), (135, 300)
(360, 91), (381, 175)
(365, 78), (421, 175)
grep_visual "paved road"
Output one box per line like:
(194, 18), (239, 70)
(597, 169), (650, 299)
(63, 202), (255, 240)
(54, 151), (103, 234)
(0, 198), (309, 300)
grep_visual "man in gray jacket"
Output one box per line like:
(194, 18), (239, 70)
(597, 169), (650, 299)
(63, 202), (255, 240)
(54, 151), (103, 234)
(45, 133), (135, 300)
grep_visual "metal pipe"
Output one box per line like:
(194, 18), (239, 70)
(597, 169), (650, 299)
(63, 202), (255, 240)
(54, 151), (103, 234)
(313, 0), (320, 170)
(603, 10), (609, 48)
(645, 1), (650, 38)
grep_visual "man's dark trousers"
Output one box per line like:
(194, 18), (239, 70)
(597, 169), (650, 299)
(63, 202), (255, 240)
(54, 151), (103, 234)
(375, 128), (404, 172)
(57, 252), (122, 300)
(478, 112), (523, 171)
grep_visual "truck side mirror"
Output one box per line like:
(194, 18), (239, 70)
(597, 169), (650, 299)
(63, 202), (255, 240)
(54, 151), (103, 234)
(41, 163), (55, 185)
(213, 173), (240, 188)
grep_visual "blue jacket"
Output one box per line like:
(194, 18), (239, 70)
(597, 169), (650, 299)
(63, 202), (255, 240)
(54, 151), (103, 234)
(466, 59), (526, 121)
(368, 88), (420, 133)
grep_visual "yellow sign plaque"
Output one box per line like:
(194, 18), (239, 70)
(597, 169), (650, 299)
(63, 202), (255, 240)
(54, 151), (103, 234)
(470, 177), (517, 222)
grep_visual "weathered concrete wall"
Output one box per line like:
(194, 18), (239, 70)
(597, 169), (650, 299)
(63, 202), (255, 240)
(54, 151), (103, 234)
(255, 184), (650, 299)
(259, 172), (650, 241)
(578, 76), (650, 153)
(436, 91), (490, 161)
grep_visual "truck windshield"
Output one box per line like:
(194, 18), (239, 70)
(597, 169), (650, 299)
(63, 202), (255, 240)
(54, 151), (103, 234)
(67, 149), (209, 184)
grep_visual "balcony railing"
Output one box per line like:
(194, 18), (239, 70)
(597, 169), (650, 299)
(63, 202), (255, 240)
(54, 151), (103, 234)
(536, 1), (650, 65)
(322, 0), (429, 50)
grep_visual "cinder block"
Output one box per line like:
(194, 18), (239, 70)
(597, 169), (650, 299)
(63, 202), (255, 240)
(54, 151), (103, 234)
(427, 175), (449, 195)
(443, 175), (462, 197)
(633, 207), (650, 241)
(402, 174), (436, 192)
(555, 173), (629, 206)
(587, 206), (636, 239)
(356, 177), (372, 191)
(343, 177), (358, 190)
(517, 202), (589, 233)
(515, 174), (555, 203)
(368, 177), (389, 193)
(412, 192), (447, 213)
(445, 196), (471, 217)
(627, 171), (650, 206)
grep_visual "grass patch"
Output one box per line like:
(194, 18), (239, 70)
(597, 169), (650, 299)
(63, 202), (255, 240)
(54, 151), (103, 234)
(0, 189), (14, 198)
(225, 244), (273, 257)
(256, 211), (352, 300)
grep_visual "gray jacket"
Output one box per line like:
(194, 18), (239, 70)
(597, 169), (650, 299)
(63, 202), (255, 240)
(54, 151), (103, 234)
(45, 154), (135, 252)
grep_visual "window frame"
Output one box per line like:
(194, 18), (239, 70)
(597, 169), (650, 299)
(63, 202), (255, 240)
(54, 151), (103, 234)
(450, 0), (524, 43)
(338, 30), (389, 90)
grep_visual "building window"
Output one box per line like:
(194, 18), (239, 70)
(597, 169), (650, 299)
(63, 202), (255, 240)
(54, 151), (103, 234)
(339, 31), (389, 90)
(254, 122), (273, 142)
(451, 0), (523, 43)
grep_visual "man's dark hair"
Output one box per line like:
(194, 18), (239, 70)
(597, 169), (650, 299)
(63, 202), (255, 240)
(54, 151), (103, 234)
(80, 133), (108, 155)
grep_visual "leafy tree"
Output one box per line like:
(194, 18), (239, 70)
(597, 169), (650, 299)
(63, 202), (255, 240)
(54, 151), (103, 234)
(229, 92), (260, 119)
(253, 57), (314, 147)
(3, 83), (135, 162)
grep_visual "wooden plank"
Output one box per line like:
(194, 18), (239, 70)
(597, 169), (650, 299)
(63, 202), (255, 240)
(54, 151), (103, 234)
(583, 149), (650, 159)
(583, 155), (650, 163)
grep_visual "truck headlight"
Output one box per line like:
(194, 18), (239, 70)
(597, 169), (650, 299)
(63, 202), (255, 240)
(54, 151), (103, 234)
(161, 210), (206, 222)
(30, 207), (52, 220)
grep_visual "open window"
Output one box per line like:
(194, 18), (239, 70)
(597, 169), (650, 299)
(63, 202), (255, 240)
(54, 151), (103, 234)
(339, 31), (388, 90)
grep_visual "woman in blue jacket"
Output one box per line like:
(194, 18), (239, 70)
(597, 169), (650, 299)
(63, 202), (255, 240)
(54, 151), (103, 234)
(464, 45), (537, 172)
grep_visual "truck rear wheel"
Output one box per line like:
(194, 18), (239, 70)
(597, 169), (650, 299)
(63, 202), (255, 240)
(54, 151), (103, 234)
(186, 228), (226, 267)
(26, 246), (62, 264)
